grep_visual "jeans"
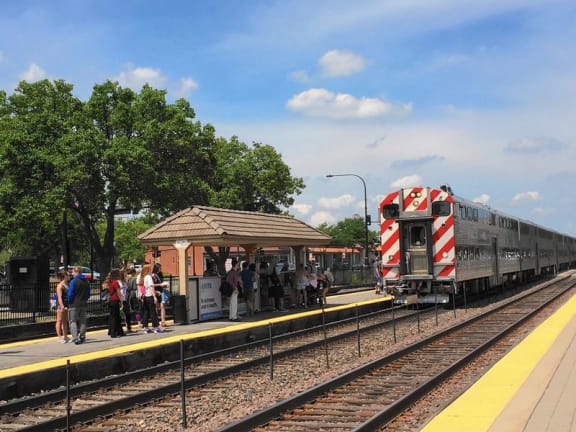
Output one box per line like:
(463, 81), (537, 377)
(229, 290), (239, 319)
(69, 306), (87, 340)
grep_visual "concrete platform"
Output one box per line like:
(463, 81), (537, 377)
(0, 289), (391, 400)
(422, 293), (576, 432)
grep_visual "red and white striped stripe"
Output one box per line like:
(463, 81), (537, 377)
(379, 191), (400, 280)
(430, 189), (455, 279)
(379, 187), (456, 282)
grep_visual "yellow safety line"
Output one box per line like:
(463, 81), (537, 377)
(0, 293), (391, 379)
(421, 293), (576, 432)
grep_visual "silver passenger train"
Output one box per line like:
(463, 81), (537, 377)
(378, 185), (576, 304)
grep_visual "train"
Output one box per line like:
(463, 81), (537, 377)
(378, 185), (576, 304)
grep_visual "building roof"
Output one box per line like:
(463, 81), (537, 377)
(138, 206), (331, 247)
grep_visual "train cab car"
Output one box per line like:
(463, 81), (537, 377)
(379, 185), (455, 304)
(379, 185), (576, 305)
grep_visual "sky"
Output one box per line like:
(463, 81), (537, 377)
(1, 0), (575, 235)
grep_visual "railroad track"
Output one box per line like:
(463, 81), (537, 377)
(0, 301), (426, 431)
(214, 275), (576, 432)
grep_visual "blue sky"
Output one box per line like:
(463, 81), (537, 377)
(1, 0), (575, 234)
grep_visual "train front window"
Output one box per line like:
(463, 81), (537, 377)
(432, 201), (451, 216)
(383, 204), (399, 219)
(411, 226), (426, 246)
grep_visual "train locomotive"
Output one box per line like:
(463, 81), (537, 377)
(378, 185), (576, 304)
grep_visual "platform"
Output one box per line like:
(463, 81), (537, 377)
(422, 293), (576, 432)
(0, 288), (389, 400)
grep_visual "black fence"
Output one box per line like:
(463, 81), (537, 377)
(0, 276), (180, 328)
(0, 269), (372, 328)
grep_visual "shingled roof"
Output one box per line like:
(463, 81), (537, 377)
(138, 206), (331, 247)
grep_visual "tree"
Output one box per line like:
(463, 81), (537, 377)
(317, 217), (379, 248)
(0, 79), (305, 276)
(209, 136), (304, 212)
(204, 136), (304, 274)
(0, 80), (81, 261)
(317, 217), (365, 247)
(110, 218), (155, 267)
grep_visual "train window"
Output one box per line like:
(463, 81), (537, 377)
(432, 201), (451, 216)
(472, 208), (478, 221)
(410, 226), (426, 246)
(383, 204), (399, 219)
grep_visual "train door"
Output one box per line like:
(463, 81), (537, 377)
(399, 220), (433, 276)
(491, 237), (499, 285)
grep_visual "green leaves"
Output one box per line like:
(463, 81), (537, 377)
(0, 79), (305, 273)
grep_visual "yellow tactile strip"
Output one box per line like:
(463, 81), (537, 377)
(0, 292), (390, 380)
(421, 293), (576, 432)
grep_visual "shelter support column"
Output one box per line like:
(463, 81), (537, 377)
(293, 246), (305, 269)
(240, 244), (258, 264)
(174, 240), (191, 295)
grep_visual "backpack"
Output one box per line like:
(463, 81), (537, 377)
(219, 273), (233, 297)
(50, 293), (58, 310)
(101, 288), (109, 303)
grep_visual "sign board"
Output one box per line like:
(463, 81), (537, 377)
(198, 276), (223, 320)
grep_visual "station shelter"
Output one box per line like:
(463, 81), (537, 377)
(138, 206), (331, 321)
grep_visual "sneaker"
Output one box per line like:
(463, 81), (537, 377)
(58, 337), (67, 343)
(144, 328), (152, 334)
(154, 328), (164, 333)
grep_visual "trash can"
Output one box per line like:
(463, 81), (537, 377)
(7, 256), (50, 313)
(172, 295), (188, 324)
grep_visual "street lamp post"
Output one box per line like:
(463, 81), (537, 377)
(326, 173), (370, 267)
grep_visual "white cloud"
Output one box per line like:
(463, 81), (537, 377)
(505, 137), (567, 153)
(319, 49), (366, 77)
(114, 66), (166, 90)
(390, 175), (423, 189)
(429, 53), (469, 69)
(318, 194), (355, 209)
(473, 194), (490, 205)
(532, 207), (554, 216)
(512, 191), (541, 204)
(291, 203), (312, 215)
(172, 77), (198, 99)
(310, 211), (336, 226)
(20, 63), (46, 82)
(288, 70), (311, 83)
(287, 88), (412, 119)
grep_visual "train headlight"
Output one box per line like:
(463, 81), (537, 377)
(413, 200), (419, 207)
(442, 252), (448, 258)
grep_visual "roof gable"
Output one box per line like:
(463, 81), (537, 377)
(139, 206), (331, 247)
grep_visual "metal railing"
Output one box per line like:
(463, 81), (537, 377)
(0, 276), (179, 327)
(0, 269), (371, 328)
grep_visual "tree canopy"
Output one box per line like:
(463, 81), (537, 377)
(317, 217), (380, 251)
(0, 79), (304, 275)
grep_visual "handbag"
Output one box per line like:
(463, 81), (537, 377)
(220, 280), (233, 297)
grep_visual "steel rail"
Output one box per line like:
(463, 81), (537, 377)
(1, 302), (423, 430)
(214, 276), (575, 432)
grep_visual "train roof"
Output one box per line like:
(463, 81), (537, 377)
(382, 185), (575, 240)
